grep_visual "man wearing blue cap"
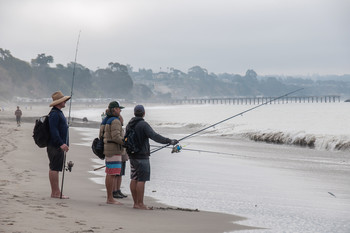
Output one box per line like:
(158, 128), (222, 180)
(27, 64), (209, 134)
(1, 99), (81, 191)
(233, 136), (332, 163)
(126, 104), (178, 210)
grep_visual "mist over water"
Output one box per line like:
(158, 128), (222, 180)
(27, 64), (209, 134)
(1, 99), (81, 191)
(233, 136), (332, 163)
(72, 102), (350, 232)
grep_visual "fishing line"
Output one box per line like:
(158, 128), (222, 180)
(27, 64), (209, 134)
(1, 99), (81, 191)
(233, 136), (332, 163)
(60, 31), (81, 199)
(92, 143), (249, 171)
(150, 144), (243, 157)
(150, 88), (304, 154)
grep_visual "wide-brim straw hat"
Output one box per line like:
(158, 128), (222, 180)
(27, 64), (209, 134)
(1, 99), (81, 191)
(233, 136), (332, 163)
(49, 91), (71, 107)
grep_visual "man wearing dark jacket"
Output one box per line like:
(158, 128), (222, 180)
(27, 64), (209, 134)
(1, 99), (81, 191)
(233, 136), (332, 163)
(47, 91), (71, 199)
(126, 105), (178, 210)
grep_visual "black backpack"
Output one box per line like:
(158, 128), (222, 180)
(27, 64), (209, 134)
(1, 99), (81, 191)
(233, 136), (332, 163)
(91, 117), (112, 160)
(91, 137), (105, 160)
(33, 110), (55, 148)
(123, 123), (141, 155)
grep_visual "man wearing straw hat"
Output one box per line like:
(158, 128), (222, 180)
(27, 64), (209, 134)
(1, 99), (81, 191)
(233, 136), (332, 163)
(47, 91), (71, 199)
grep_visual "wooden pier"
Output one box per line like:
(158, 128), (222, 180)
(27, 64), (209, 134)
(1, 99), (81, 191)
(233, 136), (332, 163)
(172, 95), (341, 105)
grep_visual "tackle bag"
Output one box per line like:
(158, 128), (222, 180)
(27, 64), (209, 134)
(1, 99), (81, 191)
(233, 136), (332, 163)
(123, 124), (140, 155)
(91, 117), (114, 160)
(33, 115), (51, 148)
(92, 137), (105, 160)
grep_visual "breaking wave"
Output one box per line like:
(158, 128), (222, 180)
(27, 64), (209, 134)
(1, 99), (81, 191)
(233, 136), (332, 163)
(155, 122), (206, 129)
(241, 130), (350, 152)
(150, 120), (350, 152)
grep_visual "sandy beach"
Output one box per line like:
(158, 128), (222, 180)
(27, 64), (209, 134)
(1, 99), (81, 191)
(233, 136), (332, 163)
(0, 109), (255, 233)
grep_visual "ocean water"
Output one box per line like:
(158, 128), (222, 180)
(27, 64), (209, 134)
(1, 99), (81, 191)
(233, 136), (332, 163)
(71, 102), (350, 151)
(70, 102), (350, 233)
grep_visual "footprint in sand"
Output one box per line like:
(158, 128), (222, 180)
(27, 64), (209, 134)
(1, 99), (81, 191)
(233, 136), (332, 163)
(1, 218), (16, 225)
(45, 211), (66, 218)
(46, 211), (56, 216)
(0, 180), (10, 186)
(75, 220), (87, 226)
(16, 199), (28, 205)
(29, 205), (44, 211)
(56, 202), (69, 207)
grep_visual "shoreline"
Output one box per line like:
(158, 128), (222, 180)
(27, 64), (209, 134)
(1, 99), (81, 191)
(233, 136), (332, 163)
(0, 118), (257, 233)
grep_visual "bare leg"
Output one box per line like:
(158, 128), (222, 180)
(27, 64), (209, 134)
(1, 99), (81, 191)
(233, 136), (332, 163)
(132, 180), (152, 210)
(136, 181), (145, 207)
(106, 175), (122, 205)
(49, 170), (69, 199)
(130, 179), (138, 207)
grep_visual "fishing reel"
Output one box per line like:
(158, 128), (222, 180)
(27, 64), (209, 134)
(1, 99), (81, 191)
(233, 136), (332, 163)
(66, 161), (74, 172)
(171, 144), (182, 153)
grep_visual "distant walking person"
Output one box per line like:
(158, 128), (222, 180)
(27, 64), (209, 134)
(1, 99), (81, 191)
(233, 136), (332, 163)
(15, 106), (22, 126)
(100, 101), (125, 205)
(126, 105), (178, 210)
(47, 91), (71, 199)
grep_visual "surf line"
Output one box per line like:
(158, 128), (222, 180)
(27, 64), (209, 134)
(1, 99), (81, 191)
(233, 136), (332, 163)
(60, 31), (81, 199)
(150, 88), (304, 154)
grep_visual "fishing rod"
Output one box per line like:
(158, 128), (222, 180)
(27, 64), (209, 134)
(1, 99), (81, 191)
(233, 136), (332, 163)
(60, 31), (81, 199)
(93, 165), (106, 171)
(67, 31), (81, 127)
(150, 88), (304, 154)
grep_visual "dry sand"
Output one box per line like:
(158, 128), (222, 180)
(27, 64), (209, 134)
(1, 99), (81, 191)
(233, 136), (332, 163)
(0, 111), (256, 233)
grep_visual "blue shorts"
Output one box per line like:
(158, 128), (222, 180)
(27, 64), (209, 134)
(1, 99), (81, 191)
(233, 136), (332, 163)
(130, 159), (150, 182)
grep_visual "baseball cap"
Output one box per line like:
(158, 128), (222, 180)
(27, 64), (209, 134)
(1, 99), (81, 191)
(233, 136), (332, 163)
(108, 101), (124, 109)
(134, 105), (145, 115)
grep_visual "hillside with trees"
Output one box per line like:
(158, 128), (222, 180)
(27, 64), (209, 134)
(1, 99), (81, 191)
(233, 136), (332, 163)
(1, 48), (350, 103)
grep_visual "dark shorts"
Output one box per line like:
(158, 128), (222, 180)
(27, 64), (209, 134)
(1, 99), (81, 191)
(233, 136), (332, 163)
(116, 161), (126, 176)
(130, 158), (150, 182)
(47, 146), (64, 171)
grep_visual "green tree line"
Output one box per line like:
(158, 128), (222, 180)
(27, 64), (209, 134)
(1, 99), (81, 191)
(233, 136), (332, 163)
(1, 48), (350, 102)
(0, 49), (133, 100)
(129, 66), (350, 99)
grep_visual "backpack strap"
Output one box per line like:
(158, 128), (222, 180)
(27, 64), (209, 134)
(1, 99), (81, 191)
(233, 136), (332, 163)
(100, 116), (109, 139)
(100, 116), (119, 139)
(106, 116), (119, 125)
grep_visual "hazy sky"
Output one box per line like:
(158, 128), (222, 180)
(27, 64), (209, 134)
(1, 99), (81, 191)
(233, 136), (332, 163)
(1, 0), (349, 75)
